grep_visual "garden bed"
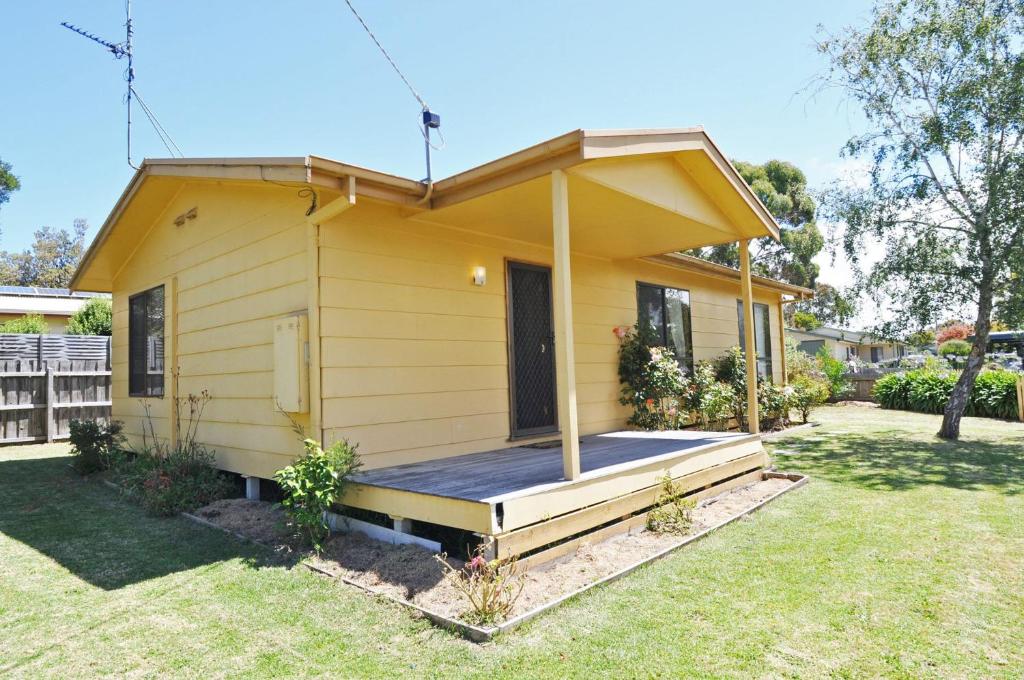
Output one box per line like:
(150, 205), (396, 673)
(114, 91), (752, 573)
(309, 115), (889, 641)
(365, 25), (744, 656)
(191, 472), (806, 641)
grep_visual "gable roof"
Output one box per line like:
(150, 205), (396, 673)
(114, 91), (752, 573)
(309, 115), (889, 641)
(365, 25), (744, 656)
(72, 128), (784, 291)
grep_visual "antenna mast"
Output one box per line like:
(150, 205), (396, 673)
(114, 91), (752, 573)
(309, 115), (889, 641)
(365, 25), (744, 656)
(62, 0), (139, 169)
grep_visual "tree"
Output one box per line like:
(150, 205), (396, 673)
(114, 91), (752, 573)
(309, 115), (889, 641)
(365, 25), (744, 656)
(0, 158), (18, 212)
(792, 310), (821, 330)
(818, 0), (1024, 439)
(0, 314), (48, 334)
(687, 160), (824, 289)
(793, 283), (858, 327)
(908, 329), (936, 348)
(66, 297), (112, 336)
(936, 321), (972, 344)
(0, 220), (88, 288)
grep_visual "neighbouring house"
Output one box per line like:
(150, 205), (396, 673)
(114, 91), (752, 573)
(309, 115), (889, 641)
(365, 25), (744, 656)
(976, 330), (1024, 359)
(788, 326), (908, 363)
(71, 127), (812, 556)
(0, 286), (110, 334)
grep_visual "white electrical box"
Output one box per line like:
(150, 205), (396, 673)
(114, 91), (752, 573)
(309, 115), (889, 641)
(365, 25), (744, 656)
(273, 314), (309, 413)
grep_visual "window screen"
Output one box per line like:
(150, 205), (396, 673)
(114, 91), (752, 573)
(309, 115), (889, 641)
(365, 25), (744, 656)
(129, 285), (165, 397)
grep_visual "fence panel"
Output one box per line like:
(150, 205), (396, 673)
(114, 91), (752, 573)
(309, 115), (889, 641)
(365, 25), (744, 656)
(0, 335), (112, 444)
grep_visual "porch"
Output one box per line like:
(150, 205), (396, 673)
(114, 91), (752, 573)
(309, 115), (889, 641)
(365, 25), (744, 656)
(341, 429), (769, 558)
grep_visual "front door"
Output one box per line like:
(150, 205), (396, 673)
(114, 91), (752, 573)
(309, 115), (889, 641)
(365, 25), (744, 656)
(507, 261), (557, 437)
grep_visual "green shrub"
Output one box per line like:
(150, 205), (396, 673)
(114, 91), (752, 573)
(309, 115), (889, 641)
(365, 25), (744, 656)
(938, 339), (972, 357)
(616, 323), (687, 430)
(908, 370), (956, 413)
(66, 297), (112, 336)
(872, 372), (913, 410)
(69, 419), (125, 474)
(0, 313), (47, 334)
(682, 362), (735, 431)
(275, 438), (362, 552)
(117, 444), (233, 516)
(790, 375), (830, 422)
(968, 370), (1020, 419)
(874, 368), (1020, 420)
(817, 346), (852, 399)
(713, 346), (749, 427)
(758, 382), (791, 431)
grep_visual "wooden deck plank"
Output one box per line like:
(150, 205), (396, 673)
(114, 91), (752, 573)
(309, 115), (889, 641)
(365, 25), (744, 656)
(352, 430), (752, 502)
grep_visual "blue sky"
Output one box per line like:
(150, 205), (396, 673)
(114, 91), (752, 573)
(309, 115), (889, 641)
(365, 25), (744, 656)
(0, 1), (872, 263)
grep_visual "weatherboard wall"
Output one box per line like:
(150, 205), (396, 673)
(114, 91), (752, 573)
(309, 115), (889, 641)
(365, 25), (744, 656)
(317, 201), (784, 471)
(111, 181), (312, 477)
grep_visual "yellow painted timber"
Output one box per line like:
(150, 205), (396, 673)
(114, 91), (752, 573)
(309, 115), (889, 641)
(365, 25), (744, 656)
(739, 240), (760, 434)
(499, 437), (765, 531)
(551, 169), (581, 480)
(341, 483), (498, 534)
(493, 450), (767, 557)
(515, 466), (768, 567)
(778, 299), (788, 385)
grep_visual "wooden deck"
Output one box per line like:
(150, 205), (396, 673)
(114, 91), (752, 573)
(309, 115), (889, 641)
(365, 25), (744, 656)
(341, 430), (770, 553)
(354, 430), (752, 502)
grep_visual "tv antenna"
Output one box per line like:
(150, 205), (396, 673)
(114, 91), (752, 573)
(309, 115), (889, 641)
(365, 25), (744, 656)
(342, 0), (442, 203)
(61, 0), (181, 169)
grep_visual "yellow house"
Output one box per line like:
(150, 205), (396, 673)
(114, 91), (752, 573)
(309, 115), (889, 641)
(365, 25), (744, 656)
(0, 287), (109, 334)
(72, 128), (811, 555)
(788, 326), (908, 363)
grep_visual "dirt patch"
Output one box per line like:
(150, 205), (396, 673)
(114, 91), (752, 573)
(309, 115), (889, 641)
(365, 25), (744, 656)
(833, 400), (879, 408)
(193, 498), (294, 550)
(195, 477), (796, 625)
(318, 477), (794, 622)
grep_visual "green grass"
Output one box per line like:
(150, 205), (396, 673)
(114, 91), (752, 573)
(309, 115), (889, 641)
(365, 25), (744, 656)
(1, 407), (1022, 678)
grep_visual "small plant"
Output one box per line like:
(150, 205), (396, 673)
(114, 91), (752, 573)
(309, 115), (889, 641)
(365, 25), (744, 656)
(434, 541), (525, 625)
(118, 388), (232, 516)
(69, 419), (125, 474)
(646, 474), (696, 535)
(275, 438), (362, 552)
(817, 346), (852, 399)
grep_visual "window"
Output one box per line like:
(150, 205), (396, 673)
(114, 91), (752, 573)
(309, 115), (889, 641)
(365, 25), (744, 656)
(736, 300), (773, 381)
(129, 285), (165, 397)
(637, 283), (694, 373)
(870, 347), (882, 363)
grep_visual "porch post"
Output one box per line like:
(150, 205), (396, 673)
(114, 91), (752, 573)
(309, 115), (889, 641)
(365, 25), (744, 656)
(551, 169), (581, 480)
(739, 240), (760, 434)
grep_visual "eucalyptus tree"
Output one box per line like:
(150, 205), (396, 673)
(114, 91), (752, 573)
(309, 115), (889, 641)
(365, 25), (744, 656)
(819, 0), (1024, 439)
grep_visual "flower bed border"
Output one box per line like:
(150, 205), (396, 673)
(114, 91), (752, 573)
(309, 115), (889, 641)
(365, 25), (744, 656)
(306, 470), (809, 642)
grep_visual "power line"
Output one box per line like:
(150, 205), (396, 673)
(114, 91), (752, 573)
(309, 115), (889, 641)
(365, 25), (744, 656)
(342, 0), (428, 111)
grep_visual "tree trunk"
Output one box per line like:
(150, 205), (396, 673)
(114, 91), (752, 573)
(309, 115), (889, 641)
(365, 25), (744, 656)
(938, 292), (993, 440)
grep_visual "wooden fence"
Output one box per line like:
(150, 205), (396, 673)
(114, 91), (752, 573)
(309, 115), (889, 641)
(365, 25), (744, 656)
(0, 334), (112, 444)
(1017, 375), (1024, 422)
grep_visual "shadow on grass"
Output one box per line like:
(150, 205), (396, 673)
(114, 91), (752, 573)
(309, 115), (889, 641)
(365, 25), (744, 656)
(0, 454), (290, 590)
(772, 425), (1024, 495)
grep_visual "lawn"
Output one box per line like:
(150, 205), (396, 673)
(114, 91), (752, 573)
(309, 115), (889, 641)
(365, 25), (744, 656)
(1, 406), (1022, 678)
